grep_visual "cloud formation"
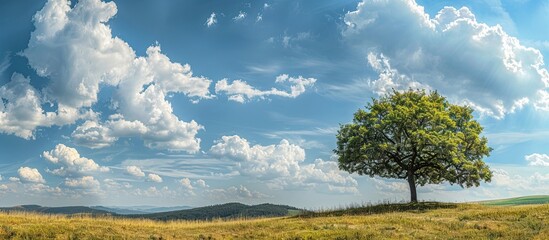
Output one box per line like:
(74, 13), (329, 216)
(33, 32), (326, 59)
(126, 165), (145, 177)
(23, 0), (134, 109)
(215, 74), (316, 103)
(210, 135), (358, 193)
(233, 11), (247, 22)
(147, 173), (163, 183)
(207, 185), (269, 200)
(343, 0), (549, 118)
(0, 73), (81, 139)
(206, 12), (217, 27)
(64, 176), (100, 189)
(525, 153), (549, 167)
(18, 0), (212, 152)
(43, 144), (109, 176)
(18, 167), (46, 183)
(1, 0), (213, 152)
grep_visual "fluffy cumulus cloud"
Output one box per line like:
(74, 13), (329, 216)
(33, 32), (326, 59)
(43, 144), (109, 176)
(64, 176), (100, 189)
(0, 0), (213, 152)
(195, 179), (208, 188)
(215, 74), (316, 103)
(72, 44), (211, 152)
(125, 165), (145, 177)
(525, 153), (549, 167)
(343, 0), (549, 118)
(18, 167), (45, 183)
(0, 73), (82, 139)
(488, 168), (549, 194)
(179, 178), (193, 190)
(210, 135), (358, 193)
(147, 173), (163, 183)
(22, 0), (134, 109)
(71, 120), (117, 149)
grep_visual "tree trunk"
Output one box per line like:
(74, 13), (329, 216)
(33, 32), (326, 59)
(407, 174), (417, 203)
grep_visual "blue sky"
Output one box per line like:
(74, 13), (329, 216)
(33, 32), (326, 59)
(0, 0), (549, 208)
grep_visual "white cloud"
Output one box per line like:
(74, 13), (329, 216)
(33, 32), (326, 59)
(487, 168), (549, 192)
(210, 135), (358, 193)
(103, 178), (132, 190)
(525, 153), (549, 166)
(107, 45), (210, 152)
(126, 165), (145, 177)
(18, 167), (45, 183)
(0, 73), (81, 139)
(12, 0), (212, 152)
(71, 120), (117, 149)
(233, 11), (247, 21)
(135, 186), (175, 198)
(343, 0), (549, 118)
(365, 52), (429, 96)
(207, 185), (269, 200)
(43, 144), (109, 176)
(215, 74), (316, 103)
(22, 0), (134, 109)
(9, 177), (20, 182)
(179, 178), (193, 190)
(147, 173), (163, 183)
(64, 176), (100, 189)
(72, 45), (211, 152)
(206, 12), (217, 27)
(195, 179), (208, 188)
(256, 13), (263, 22)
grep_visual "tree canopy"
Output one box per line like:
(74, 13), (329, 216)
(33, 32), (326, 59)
(335, 90), (492, 202)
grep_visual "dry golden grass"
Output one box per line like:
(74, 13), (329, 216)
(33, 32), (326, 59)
(0, 203), (548, 239)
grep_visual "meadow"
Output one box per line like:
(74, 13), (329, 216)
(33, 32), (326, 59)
(0, 201), (548, 239)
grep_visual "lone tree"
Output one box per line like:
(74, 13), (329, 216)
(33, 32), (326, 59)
(335, 90), (492, 202)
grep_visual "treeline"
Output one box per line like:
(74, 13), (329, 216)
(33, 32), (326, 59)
(130, 203), (302, 221)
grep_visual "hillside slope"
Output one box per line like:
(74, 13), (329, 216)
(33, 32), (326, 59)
(478, 195), (549, 206)
(0, 203), (547, 239)
(131, 202), (302, 221)
(0, 205), (111, 215)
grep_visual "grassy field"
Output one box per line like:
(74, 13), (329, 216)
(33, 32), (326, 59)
(477, 195), (549, 206)
(0, 203), (548, 239)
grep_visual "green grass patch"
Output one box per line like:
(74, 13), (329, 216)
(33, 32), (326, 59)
(478, 195), (549, 206)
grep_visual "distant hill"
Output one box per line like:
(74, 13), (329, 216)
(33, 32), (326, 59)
(130, 203), (303, 221)
(90, 206), (147, 215)
(477, 195), (549, 206)
(0, 205), (111, 215)
(90, 205), (192, 214)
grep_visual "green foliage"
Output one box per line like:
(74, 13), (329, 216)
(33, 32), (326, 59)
(336, 89), (492, 201)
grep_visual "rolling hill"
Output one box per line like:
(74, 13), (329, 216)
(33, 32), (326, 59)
(90, 205), (192, 214)
(130, 202), (303, 221)
(0, 202), (547, 239)
(0, 203), (302, 220)
(0, 205), (111, 215)
(477, 195), (549, 206)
